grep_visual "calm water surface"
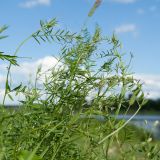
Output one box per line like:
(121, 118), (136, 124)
(89, 114), (160, 139)
(120, 115), (160, 139)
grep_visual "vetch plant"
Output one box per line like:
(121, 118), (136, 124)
(0, 18), (153, 160)
(0, 2), (155, 158)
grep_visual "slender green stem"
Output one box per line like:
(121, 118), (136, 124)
(98, 105), (141, 144)
(2, 35), (32, 105)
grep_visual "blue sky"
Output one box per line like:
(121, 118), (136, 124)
(0, 0), (160, 102)
(0, 0), (160, 74)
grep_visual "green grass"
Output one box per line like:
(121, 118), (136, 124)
(1, 106), (158, 159)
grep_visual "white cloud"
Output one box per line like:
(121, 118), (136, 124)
(115, 24), (136, 34)
(20, 0), (51, 8)
(111, 0), (136, 4)
(137, 5), (158, 15)
(149, 6), (157, 12)
(0, 88), (26, 105)
(135, 74), (160, 99)
(1, 57), (160, 104)
(137, 8), (145, 15)
(0, 89), (5, 102)
(0, 75), (5, 84)
(0, 56), (60, 104)
(11, 56), (58, 77)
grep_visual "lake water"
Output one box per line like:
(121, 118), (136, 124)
(118, 115), (160, 139)
(84, 114), (160, 139)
